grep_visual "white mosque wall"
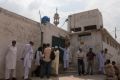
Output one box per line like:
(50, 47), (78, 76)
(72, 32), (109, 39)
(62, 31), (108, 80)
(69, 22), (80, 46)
(0, 8), (68, 78)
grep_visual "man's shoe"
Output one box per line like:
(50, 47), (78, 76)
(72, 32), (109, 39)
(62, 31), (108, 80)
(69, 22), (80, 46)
(47, 76), (50, 79)
(5, 79), (10, 80)
(40, 76), (44, 79)
(90, 73), (93, 75)
(24, 79), (29, 80)
(12, 77), (17, 80)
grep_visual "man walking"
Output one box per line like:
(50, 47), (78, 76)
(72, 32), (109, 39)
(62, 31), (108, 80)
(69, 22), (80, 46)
(22, 41), (34, 80)
(5, 40), (17, 80)
(86, 48), (96, 75)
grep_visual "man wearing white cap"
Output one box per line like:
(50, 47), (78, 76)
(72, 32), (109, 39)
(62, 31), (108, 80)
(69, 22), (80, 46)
(51, 46), (60, 75)
(21, 41), (34, 80)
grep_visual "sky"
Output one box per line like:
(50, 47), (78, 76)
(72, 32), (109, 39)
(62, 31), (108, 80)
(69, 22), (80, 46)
(0, 0), (120, 42)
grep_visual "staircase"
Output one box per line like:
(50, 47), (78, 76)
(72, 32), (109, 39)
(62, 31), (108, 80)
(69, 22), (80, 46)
(59, 63), (77, 75)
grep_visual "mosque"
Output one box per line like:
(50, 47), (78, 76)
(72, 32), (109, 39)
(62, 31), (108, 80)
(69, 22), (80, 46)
(0, 7), (120, 78)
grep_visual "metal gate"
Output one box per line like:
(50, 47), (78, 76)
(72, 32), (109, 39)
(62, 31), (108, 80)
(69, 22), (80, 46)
(52, 36), (65, 63)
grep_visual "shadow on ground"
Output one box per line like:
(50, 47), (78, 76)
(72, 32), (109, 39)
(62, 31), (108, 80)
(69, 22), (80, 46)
(31, 74), (105, 80)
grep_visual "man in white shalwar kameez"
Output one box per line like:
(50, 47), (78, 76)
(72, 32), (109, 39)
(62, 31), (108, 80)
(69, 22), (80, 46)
(51, 46), (60, 75)
(34, 47), (43, 76)
(5, 40), (17, 80)
(97, 50), (105, 74)
(22, 41), (34, 80)
(104, 48), (112, 61)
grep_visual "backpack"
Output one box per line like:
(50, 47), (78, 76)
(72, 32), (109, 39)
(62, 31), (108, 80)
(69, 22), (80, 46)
(50, 50), (55, 61)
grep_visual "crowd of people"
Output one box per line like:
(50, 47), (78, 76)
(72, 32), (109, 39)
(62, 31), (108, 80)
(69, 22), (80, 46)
(4, 40), (120, 80)
(4, 40), (63, 80)
(76, 48), (120, 80)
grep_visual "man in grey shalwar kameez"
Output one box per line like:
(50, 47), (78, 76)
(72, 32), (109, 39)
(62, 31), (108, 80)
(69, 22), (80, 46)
(97, 50), (105, 74)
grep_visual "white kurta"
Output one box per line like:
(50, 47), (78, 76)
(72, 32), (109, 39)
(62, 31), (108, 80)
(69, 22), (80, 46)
(67, 47), (72, 63)
(6, 45), (17, 69)
(97, 52), (105, 71)
(35, 51), (42, 65)
(23, 44), (33, 68)
(60, 47), (70, 68)
(51, 50), (60, 75)
(105, 53), (112, 60)
(60, 47), (69, 61)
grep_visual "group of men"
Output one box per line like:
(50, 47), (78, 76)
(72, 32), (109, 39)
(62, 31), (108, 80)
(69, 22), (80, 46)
(33, 45), (70, 77)
(5, 40), (34, 80)
(105, 59), (120, 80)
(5, 40), (61, 80)
(76, 47), (120, 79)
(76, 48), (96, 75)
(5, 40), (120, 80)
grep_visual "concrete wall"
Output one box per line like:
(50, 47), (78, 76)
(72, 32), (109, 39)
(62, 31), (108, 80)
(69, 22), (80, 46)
(103, 42), (120, 64)
(42, 23), (68, 45)
(68, 9), (103, 32)
(70, 29), (120, 72)
(0, 8), (68, 79)
(70, 30), (103, 72)
(0, 8), (42, 79)
(68, 9), (120, 73)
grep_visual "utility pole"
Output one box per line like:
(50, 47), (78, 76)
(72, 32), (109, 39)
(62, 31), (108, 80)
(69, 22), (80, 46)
(115, 27), (117, 39)
(39, 10), (43, 46)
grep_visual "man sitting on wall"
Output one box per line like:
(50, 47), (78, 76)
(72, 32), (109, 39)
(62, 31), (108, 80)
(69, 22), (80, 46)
(104, 59), (116, 80)
(112, 61), (120, 80)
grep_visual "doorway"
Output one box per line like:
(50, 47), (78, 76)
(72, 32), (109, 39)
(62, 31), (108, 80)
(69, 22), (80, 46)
(52, 36), (65, 64)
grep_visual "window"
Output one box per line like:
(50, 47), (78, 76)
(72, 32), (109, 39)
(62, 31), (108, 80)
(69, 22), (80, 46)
(78, 33), (91, 37)
(84, 25), (97, 31)
(71, 27), (81, 32)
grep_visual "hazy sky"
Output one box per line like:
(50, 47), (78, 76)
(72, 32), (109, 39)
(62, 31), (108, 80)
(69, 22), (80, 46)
(0, 0), (120, 42)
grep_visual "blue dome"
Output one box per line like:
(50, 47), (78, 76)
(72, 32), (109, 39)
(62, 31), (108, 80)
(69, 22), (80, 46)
(41, 16), (50, 25)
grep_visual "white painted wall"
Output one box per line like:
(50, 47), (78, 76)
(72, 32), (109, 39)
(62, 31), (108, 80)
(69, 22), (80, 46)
(103, 42), (120, 64)
(70, 30), (103, 72)
(68, 9), (103, 32)
(42, 23), (68, 45)
(0, 11), (41, 78)
(70, 29), (120, 72)
(0, 8), (68, 78)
